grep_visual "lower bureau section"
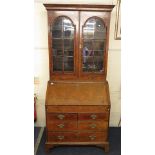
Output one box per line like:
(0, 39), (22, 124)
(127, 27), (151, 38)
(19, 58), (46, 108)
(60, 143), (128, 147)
(47, 131), (107, 142)
(45, 78), (111, 153)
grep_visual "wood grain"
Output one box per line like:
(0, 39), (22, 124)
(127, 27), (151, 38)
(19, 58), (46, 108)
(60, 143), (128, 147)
(78, 113), (109, 121)
(46, 81), (110, 105)
(44, 4), (114, 80)
(47, 131), (108, 142)
(46, 105), (110, 113)
(47, 113), (77, 121)
(47, 132), (77, 142)
(44, 3), (113, 153)
(47, 121), (77, 131)
(78, 121), (108, 131)
(78, 132), (107, 142)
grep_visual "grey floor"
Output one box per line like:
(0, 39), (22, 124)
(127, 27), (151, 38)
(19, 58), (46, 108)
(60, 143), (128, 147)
(34, 127), (41, 145)
(35, 127), (121, 155)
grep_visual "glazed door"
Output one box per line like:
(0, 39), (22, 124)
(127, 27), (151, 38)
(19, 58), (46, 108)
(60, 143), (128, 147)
(79, 11), (111, 80)
(48, 11), (79, 80)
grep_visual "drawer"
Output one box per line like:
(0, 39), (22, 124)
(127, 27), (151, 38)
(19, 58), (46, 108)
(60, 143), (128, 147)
(47, 113), (77, 121)
(48, 132), (77, 142)
(47, 121), (77, 131)
(78, 113), (109, 121)
(78, 132), (107, 142)
(78, 121), (108, 131)
(46, 105), (110, 113)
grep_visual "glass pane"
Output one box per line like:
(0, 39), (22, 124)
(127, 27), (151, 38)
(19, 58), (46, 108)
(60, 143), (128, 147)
(52, 39), (63, 50)
(52, 30), (62, 38)
(83, 18), (95, 39)
(93, 40), (104, 50)
(83, 39), (93, 51)
(53, 56), (63, 71)
(82, 55), (103, 72)
(64, 56), (74, 71)
(53, 49), (63, 56)
(82, 17), (105, 73)
(94, 50), (104, 56)
(51, 16), (75, 72)
(52, 17), (63, 38)
(82, 56), (94, 72)
(64, 50), (74, 56)
(64, 39), (74, 50)
(94, 30), (106, 39)
(94, 19), (106, 39)
(94, 56), (103, 72)
(63, 18), (74, 38)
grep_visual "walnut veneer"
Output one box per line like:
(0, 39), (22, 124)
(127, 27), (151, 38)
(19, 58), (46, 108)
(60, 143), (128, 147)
(44, 4), (114, 153)
(45, 81), (111, 152)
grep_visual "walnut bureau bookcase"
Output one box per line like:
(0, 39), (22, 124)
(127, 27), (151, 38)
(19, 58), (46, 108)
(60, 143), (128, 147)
(44, 4), (114, 153)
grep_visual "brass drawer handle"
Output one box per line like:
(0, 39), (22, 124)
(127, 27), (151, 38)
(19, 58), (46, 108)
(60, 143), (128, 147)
(90, 114), (97, 120)
(89, 135), (96, 140)
(106, 107), (110, 111)
(89, 124), (97, 129)
(57, 114), (65, 120)
(57, 124), (65, 128)
(57, 135), (64, 140)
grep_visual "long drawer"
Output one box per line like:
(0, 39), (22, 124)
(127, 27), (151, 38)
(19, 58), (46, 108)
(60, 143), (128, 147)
(47, 131), (107, 142)
(46, 106), (110, 113)
(47, 113), (109, 122)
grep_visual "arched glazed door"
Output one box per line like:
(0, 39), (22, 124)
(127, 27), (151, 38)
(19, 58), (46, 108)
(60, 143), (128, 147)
(48, 11), (79, 79)
(52, 16), (75, 72)
(79, 11), (110, 80)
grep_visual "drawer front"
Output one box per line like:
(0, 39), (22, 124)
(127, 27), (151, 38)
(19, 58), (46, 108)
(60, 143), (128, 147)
(78, 113), (109, 121)
(46, 105), (110, 113)
(78, 121), (108, 131)
(47, 113), (77, 121)
(48, 132), (77, 142)
(47, 121), (77, 131)
(78, 132), (107, 142)
(47, 132), (107, 142)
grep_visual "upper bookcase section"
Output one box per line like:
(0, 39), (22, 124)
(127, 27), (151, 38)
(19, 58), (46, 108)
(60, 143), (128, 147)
(44, 4), (115, 81)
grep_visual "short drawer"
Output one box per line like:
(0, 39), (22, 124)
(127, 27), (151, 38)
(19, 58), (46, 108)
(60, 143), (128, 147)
(78, 113), (109, 121)
(47, 113), (77, 121)
(47, 121), (77, 131)
(48, 132), (77, 142)
(78, 121), (108, 131)
(78, 132), (107, 142)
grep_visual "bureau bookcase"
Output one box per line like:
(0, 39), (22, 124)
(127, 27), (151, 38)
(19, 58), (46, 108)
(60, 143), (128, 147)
(44, 4), (114, 153)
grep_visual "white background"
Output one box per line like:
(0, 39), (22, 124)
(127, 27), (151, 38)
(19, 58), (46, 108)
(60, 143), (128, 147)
(0, 0), (155, 155)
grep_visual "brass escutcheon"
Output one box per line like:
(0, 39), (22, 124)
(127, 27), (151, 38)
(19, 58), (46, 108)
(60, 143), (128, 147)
(89, 135), (96, 140)
(57, 124), (65, 128)
(57, 114), (65, 120)
(57, 135), (64, 140)
(90, 114), (97, 119)
(90, 124), (97, 129)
